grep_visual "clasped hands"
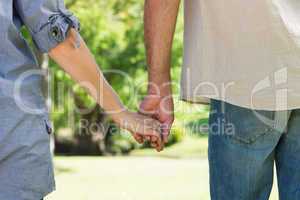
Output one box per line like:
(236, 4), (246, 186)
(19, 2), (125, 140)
(113, 93), (174, 152)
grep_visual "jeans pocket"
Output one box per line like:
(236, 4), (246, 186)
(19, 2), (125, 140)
(224, 103), (275, 144)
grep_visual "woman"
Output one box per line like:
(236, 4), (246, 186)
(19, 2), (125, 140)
(1, 0), (163, 199)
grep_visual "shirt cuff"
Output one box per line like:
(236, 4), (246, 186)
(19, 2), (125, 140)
(32, 10), (80, 53)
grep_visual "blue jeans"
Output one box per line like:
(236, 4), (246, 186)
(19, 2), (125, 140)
(208, 99), (300, 200)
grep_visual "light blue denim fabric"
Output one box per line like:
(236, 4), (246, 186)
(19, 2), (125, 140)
(0, 1), (79, 199)
(209, 99), (300, 200)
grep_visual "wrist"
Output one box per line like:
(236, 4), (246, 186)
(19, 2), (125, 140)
(110, 109), (129, 125)
(147, 81), (172, 97)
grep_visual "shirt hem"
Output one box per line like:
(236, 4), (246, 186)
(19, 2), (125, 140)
(0, 183), (55, 200)
(180, 94), (300, 111)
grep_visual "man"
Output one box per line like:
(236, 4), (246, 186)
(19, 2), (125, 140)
(140, 0), (300, 199)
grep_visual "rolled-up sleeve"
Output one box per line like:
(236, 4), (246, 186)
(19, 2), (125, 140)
(14, 0), (80, 53)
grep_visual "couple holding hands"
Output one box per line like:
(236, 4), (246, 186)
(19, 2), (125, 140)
(3, 0), (300, 200)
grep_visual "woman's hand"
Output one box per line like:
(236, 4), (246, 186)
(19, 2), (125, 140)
(112, 110), (164, 152)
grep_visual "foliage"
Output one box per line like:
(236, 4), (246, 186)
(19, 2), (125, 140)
(24, 0), (184, 154)
(167, 127), (185, 146)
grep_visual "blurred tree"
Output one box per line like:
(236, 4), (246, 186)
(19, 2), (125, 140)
(25, 0), (184, 155)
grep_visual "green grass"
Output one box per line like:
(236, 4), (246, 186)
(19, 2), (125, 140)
(45, 156), (209, 200)
(131, 136), (208, 159)
(128, 100), (210, 159)
(45, 156), (279, 200)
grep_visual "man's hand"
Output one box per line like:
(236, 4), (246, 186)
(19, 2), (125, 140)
(134, 85), (174, 146)
(132, 0), (179, 148)
(132, 0), (179, 149)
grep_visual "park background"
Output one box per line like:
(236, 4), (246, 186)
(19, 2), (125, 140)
(22, 0), (278, 199)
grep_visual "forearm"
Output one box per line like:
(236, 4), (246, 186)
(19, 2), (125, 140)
(49, 29), (125, 121)
(144, 0), (180, 94)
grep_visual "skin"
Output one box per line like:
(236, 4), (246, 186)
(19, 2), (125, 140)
(49, 29), (164, 151)
(135, 0), (181, 145)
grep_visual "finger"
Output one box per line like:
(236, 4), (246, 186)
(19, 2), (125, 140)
(162, 133), (169, 144)
(136, 135), (144, 143)
(155, 134), (164, 152)
(145, 136), (151, 141)
(155, 145), (161, 152)
(151, 136), (158, 143)
(133, 133), (144, 144)
(153, 140), (164, 152)
(161, 123), (170, 144)
(151, 142), (157, 148)
(151, 141), (160, 152)
(147, 132), (163, 151)
(156, 140), (164, 152)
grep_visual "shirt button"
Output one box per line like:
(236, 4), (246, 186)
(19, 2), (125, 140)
(52, 28), (58, 37)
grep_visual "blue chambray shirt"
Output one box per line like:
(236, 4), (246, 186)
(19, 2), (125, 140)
(0, 1), (79, 199)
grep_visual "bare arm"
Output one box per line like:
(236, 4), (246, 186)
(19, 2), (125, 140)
(49, 30), (123, 121)
(49, 29), (163, 151)
(140, 0), (180, 143)
(144, 0), (180, 94)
